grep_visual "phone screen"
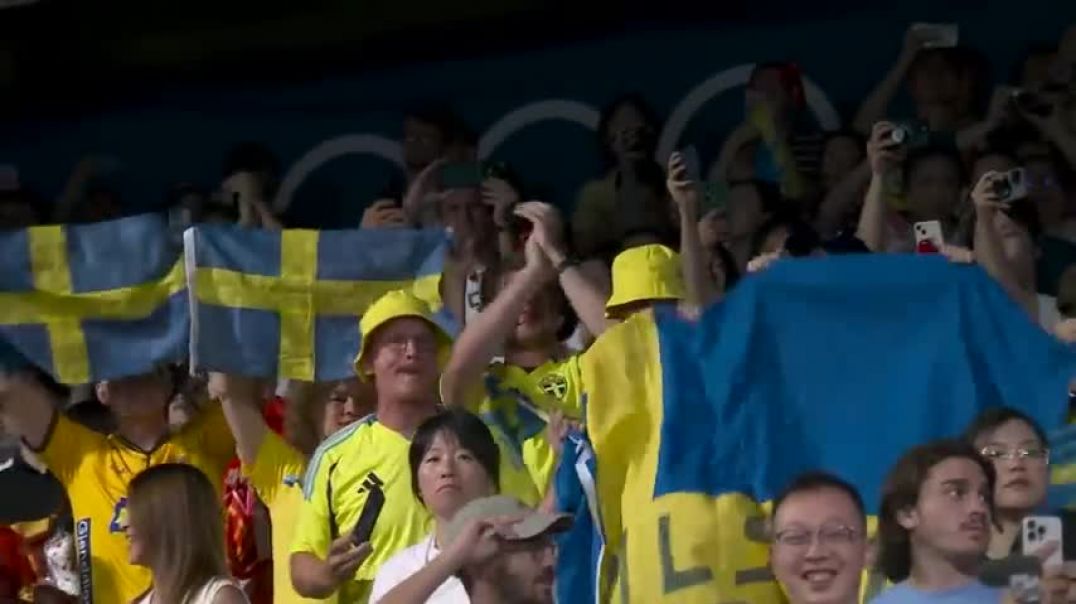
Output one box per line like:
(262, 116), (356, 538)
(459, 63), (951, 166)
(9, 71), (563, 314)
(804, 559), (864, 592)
(441, 162), (484, 189)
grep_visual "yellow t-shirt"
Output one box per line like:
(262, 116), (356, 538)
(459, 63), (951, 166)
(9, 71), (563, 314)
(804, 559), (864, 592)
(242, 430), (333, 604)
(460, 358), (585, 494)
(36, 404), (235, 604)
(291, 414), (539, 603)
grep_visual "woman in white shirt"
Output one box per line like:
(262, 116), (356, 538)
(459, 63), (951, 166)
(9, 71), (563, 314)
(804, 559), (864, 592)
(370, 409), (502, 603)
(127, 463), (247, 604)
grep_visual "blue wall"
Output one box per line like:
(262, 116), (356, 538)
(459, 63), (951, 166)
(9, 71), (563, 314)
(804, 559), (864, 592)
(3, 2), (1073, 227)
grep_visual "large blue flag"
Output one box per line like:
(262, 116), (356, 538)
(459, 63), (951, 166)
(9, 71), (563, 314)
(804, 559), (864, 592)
(0, 214), (188, 384)
(571, 254), (1076, 603)
(184, 225), (448, 381)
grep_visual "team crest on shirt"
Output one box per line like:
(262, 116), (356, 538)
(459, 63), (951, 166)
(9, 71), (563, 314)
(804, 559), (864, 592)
(538, 374), (568, 400)
(109, 498), (129, 533)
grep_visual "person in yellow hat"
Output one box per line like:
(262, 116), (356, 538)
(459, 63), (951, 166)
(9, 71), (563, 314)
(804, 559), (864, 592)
(287, 290), (538, 604)
(441, 152), (717, 501)
(604, 243), (686, 319)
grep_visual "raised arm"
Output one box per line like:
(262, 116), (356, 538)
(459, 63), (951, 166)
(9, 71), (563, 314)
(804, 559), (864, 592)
(970, 172), (1038, 317)
(856, 122), (905, 252)
(208, 373), (268, 465)
(375, 518), (509, 604)
(440, 235), (555, 407)
(852, 26), (924, 134)
(514, 201), (611, 338)
(667, 152), (719, 308)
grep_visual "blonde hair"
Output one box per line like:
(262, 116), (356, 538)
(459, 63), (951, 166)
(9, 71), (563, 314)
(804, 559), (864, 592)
(127, 463), (228, 603)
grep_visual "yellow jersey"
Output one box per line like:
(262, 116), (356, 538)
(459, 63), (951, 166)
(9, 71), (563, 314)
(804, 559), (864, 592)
(458, 357), (585, 494)
(35, 404), (235, 604)
(242, 430), (334, 604)
(291, 414), (539, 604)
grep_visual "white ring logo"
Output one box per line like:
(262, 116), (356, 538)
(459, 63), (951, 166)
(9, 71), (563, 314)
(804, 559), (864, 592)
(273, 66), (839, 213)
(657, 63), (841, 163)
(477, 99), (601, 160)
(273, 134), (402, 213)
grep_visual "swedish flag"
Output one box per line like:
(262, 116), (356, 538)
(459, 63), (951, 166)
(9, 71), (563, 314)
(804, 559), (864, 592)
(184, 225), (448, 381)
(0, 214), (188, 384)
(575, 255), (1075, 603)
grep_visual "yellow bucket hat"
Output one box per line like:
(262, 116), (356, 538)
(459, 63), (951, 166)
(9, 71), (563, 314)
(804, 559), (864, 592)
(605, 244), (685, 315)
(354, 290), (452, 381)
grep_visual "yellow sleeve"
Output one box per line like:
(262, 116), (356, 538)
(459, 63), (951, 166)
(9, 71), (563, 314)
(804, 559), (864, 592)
(36, 412), (103, 487)
(185, 401), (238, 469)
(291, 443), (335, 557)
(241, 430), (305, 508)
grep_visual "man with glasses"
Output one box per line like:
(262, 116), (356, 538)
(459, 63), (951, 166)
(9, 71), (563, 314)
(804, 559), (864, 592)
(288, 291), (538, 603)
(770, 471), (868, 604)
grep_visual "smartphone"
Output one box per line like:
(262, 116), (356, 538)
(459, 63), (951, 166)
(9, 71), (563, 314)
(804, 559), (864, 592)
(1012, 90), (1054, 118)
(994, 168), (1028, 204)
(1022, 515), (1063, 571)
(441, 162), (484, 189)
(350, 473), (386, 546)
(911, 22), (959, 49)
(681, 146), (702, 182)
(913, 220), (945, 254)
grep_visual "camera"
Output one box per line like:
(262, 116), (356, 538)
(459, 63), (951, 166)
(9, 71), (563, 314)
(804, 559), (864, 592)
(992, 168), (1028, 204)
(888, 121), (931, 149)
(1011, 90), (1053, 118)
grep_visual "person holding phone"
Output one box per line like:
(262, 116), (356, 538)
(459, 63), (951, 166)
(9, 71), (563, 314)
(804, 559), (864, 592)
(288, 291), (539, 603)
(369, 409), (501, 603)
(969, 161), (1040, 318)
(856, 122), (966, 254)
(964, 408), (1076, 603)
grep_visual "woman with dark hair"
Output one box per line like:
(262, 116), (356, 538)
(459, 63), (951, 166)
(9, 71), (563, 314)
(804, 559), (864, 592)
(872, 439), (999, 603)
(963, 408), (1067, 559)
(370, 409), (501, 603)
(572, 94), (665, 259)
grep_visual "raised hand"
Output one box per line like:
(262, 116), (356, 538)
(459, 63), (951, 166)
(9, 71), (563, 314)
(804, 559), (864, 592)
(513, 201), (567, 265)
(326, 535), (372, 586)
(361, 199), (409, 229)
(867, 121), (906, 176)
(666, 151), (701, 213)
(481, 177), (521, 230)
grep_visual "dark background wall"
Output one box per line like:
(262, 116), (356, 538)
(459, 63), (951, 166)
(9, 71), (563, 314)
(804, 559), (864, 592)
(0, 0), (1072, 226)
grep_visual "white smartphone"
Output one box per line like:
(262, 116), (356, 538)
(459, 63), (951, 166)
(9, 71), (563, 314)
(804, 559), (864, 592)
(1022, 515), (1063, 571)
(913, 220), (945, 254)
(911, 22), (959, 49)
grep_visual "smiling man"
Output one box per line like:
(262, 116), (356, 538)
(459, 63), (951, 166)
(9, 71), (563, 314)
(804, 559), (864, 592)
(770, 472), (868, 604)
(873, 439), (1000, 604)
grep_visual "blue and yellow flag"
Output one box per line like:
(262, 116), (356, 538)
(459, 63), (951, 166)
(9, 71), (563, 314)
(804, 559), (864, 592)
(184, 225), (447, 381)
(0, 214), (188, 384)
(575, 254), (1075, 603)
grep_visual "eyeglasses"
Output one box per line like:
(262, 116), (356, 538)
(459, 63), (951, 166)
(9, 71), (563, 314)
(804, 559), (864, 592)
(979, 446), (1049, 462)
(774, 524), (861, 548)
(378, 334), (438, 355)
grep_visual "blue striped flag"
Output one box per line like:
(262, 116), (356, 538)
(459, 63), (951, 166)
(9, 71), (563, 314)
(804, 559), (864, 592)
(574, 255), (1076, 603)
(0, 214), (188, 384)
(184, 225), (448, 381)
